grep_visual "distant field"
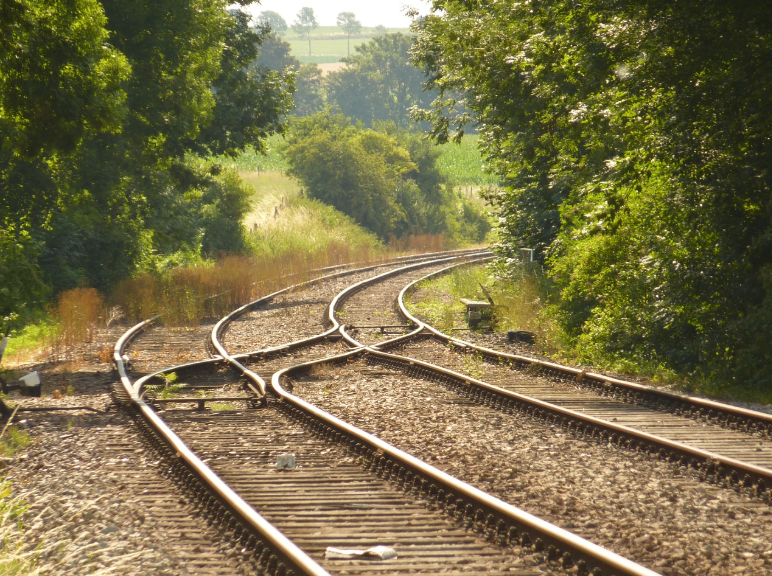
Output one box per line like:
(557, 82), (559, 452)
(281, 26), (410, 64)
(209, 134), (288, 173)
(436, 134), (500, 187)
(213, 133), (499, 188)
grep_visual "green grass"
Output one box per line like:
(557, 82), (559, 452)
(289, 37), (373, 64)
(405, 263), (559, 350)
(1, 321), (56, 366)
(241, 171), (384, 260)
(0, 427), (30, 459)
(436, 134), (500, 187)
(208, 134), (288, 173)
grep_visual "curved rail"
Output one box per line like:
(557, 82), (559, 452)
(212, 252), (661, 576)
(398, 261), (772, 434)
(269, 355), (660, 576)
(114, 320), (331, 576)
(330, 252), (491, 348)
(393, 261), (772, 497)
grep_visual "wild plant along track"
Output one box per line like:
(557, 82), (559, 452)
(115, 251), (661, 576)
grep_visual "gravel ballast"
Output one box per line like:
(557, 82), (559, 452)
(290, 359), (772, 576)
(3, 407), (249, 575)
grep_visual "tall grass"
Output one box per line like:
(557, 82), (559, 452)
(207, 135), (288, 173)
(112, 247), (375, 326)
(51, 288), (104, 354)
(388, 234), (449, 253)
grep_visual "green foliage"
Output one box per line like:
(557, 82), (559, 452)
(284, 111), (490, 243)
(325, 34), (435, 128)
(252, 33), (323, 118)
(413, 0), (772, 395)
(0, 0), (130, 159)
(145, 372), (188, 399)
(195, 10), (294, 157)
(257, 11), (287, 35)
(294, 65), (325, 117)
(254, 32), (300, 71)
(293, 7), (318, 56)
(1, 1), (292, 325)
(285, 112), (414, 239)
(0, 228), (49, 335)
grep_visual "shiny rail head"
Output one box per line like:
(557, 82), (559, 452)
(269, 353), (660, 576)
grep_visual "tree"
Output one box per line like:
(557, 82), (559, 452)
(336, 12), (362, 57)
(284, 111), (489, 241)
(257, 10), (287, 34)
(254, 32), (300, 71)
(1, 0), (293, 313)
(326, 34), (435, 128)
(285, 112), (413, 239)
(293, 7), (318, 57)
(412, 0), (772, 391)
(0, 0), (130, 311)
(251, 34), (323, 117)
(374, 25), (388, 36)
(195, 10), (294, 156)
(293, 65), (325, 116)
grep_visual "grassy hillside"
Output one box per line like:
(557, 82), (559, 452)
(240, 170), (383, 260)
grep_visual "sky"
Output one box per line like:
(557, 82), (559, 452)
(242, 0), (430, 29)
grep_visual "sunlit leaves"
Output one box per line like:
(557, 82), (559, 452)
(414, 0), (772, 390)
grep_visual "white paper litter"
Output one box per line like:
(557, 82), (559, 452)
(324, 545), (397, 560)
(275, 453), (296, 469)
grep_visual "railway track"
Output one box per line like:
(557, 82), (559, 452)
(159, 406), (550, 576)
(390, 262), (772, 493)
(114, 251), (661, 576)
(109, 249), (772, 575)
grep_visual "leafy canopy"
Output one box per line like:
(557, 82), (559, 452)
(0, 0), (293, 325)
(293, 7), (318, 56)
(412, 0), (772, 392)
(337, 12), (362, 56)
(258, 10), (287, 34)
(326, 33), (435, 128)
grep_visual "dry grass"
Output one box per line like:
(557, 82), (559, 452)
(389, 234), (449, 254)
(111, 247), (382, 326)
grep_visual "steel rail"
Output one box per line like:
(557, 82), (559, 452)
(114, 320), (332, 576)
(398, 261), (772, 435)
(388, 261), (772, 497)
(208, 251), (661, 575)
(213, 251), (491, 373)
(330, 252), (492, 348)
(270, 354), (661, 576)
